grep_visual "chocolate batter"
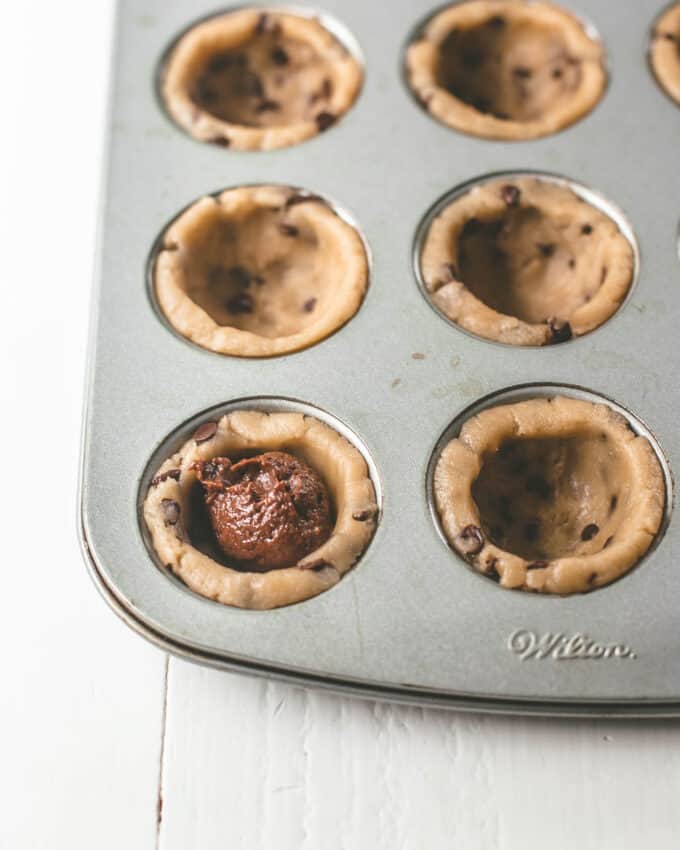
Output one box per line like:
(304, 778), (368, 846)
(406, 0), (606, 140)
(162, 9), (362, 151)
(155, 185), (368, 357)
(434, 396), (665, 594)
(420, 176), (634, 346)
(193, 452), (332, 571)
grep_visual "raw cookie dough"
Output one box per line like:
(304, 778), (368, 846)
(420, 176), (634, 346)
(650, 3), (680, 106)
(434, 396), (665, 594)
(161, 9), (362, 150)
(144, 411), (378, 609)
(154, 185), (368, 357)
(405, 0), (607, 140)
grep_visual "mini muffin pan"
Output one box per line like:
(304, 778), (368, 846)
(80, 0), (680, 716)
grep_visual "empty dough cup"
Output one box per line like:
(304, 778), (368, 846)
(432, 394), (667, 594)
(405, 0), (607, 140)
(650, 2), (680, 106)
(418, 175), (636, 346)
(153, 185), (369, 357)
(160, 8), (363, 150)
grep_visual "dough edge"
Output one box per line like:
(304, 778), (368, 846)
(650, 3), (680, 106)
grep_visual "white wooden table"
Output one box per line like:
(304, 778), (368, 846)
(3, 3), (680, 847)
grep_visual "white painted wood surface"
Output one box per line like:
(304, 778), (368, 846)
(4, 2), (680, 848)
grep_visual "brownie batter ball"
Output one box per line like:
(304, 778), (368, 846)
(193, 451), (333, 571)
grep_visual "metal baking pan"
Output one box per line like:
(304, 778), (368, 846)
(79, 0), (680, 715)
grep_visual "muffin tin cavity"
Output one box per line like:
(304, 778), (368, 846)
(405, 0), (607, 140)
(139, 397), (381, 610)
(159, 7), (363, 150)
(649, 2), (680, 105)
(415, 173), (638, 347)
(151, 185), (369, 357)
(428, 385), (672, 595)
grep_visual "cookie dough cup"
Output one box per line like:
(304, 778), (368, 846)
(154, 185), (368, 357)
(161, 9), (362, 150)
(434, 396), (666, 594)
(650, 3), (680, 105)
(144, 411), (378, 610)
(405, 0), (606, 140)
(419, 176), (634, 346)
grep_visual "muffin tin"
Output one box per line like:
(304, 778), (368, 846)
(80, 0), (680, 715)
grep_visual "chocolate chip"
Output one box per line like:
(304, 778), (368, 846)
(547, 318), (573, 344)
(581, 223), (593, 235)
(227, 265), (251, 287)
(208, 52), (233, 73)
(315, 111), (336, 131)
(487, 15), (505, 29)
(610, 495), (618, 513)
(254, 13), (269, 35)
(527, 560), (548, 570)
(193, 421), (218, 444)
(255, 99), (280, 113)
(161, 499), (180, 526)
(210, 136), (231, 147)
(303, 297), (317, 313)
(485, 557), (500, 582)
(581, 523), (599, 541)
(524, 521), (540, 542)
(513, 66), (532, 78)
(151, 469), (181, 487)
(270, 46), (289, 66)
(526, 475), (551, 500)
(551, 67), (563, 79)
(279, 223), (299, 237)
(352, 508), (376, 522)
(537, 242), (556, 258)
(568, 258), (576, 269)
(226, 292), (254, 314)
(500, 184), (521, 207)
(285, 192), (323, 208)
(455, 525), (485, 557)
(301, 558), (332, 572)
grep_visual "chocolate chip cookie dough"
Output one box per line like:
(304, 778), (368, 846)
(161, 9), (362, 150)
(406, 0), (606, 140)
(650, 3), (680, 106)
(434, 396), (665, 594)
(144, 411), (378, 609)
(420, 176), (634, 346)
(154, 185), (368, 357)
